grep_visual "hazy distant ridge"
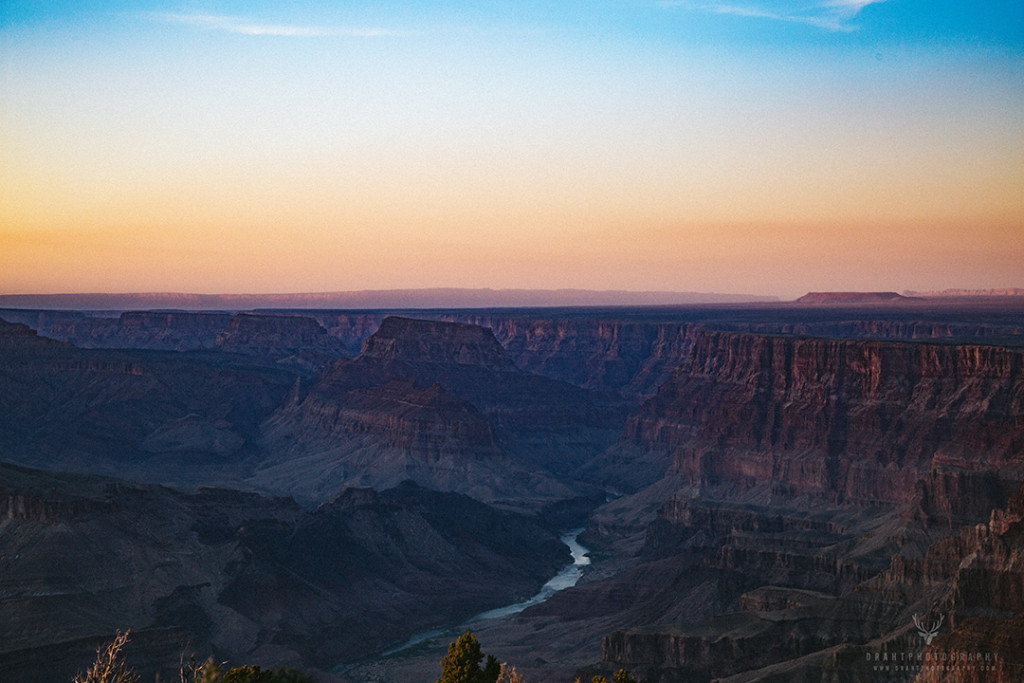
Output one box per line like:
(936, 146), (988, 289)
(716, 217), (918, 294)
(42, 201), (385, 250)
(904, 288), (1024, 297)
(0, 289), (776, 310)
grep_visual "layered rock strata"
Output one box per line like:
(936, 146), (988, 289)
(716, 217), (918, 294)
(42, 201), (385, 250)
(256, 317), (629, 504)
(214, 312), (348, 370)
(583, 331), (1024, 682)
(619, 331), (1024, 504)
(594, 487), (1024, 682)
(7, 303), (1024, 398)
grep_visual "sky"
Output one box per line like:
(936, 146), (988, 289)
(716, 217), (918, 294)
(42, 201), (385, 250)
(1, 1), (1022, 300)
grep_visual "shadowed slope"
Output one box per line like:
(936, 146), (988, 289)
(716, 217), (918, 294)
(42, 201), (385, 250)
(0, 463), (567, 681)
(256, 317), (629, 505)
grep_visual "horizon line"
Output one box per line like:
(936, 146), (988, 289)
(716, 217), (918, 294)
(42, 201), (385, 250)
(0, 288), (781, 311)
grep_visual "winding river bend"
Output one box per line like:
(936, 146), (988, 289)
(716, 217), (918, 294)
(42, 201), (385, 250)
(379, 528), (591, 657)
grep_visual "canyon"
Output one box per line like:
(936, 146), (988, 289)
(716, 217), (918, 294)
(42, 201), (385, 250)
(0, 463), (567, 682)
(1, 296), (1023, 681)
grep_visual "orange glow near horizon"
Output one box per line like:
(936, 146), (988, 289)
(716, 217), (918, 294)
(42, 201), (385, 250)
(3, 213), (1021, 299)
(2, 6), (1022, 299)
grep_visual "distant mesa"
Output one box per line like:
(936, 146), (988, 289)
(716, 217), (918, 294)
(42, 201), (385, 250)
(795, 291), (913, 304)
(360, 316), (517, 369)
(215, 312), (345, 353)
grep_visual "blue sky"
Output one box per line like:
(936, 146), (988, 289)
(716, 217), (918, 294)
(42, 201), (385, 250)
(1, 1), (1022, 296)
(4, 1), (1020, 44)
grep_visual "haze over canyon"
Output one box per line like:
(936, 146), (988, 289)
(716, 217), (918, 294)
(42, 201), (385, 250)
(2, 291), (1023, 682)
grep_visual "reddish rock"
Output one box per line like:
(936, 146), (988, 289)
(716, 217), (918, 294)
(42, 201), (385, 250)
(623, 331), (1024, 505)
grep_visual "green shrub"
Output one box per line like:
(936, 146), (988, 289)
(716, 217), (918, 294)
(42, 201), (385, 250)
(179, 658), (317, 683)
(592, 669), (640, 683)
(436, 631), (501, 683)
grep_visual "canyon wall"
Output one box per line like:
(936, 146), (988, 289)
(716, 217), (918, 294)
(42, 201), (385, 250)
(43, 311), (229, 350)
(3, 306), (1023, 681)
(583, 329), (1024, 682)
(621, 330), (1024, 505)
(255, 317), (629, 504)
(6, 305), (1024, 400)
(443, 308), (1024, 398)
(3, 309), (703, 396)
(215, 313), (344, 354)
(593, 484), (1024, 682)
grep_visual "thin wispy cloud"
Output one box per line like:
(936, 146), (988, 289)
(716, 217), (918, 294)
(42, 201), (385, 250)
(659, 0), (889, 32)
(150, 12), (410, 38)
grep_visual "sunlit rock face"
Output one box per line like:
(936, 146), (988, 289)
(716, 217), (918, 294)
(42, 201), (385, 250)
(621, 330), (1024, 505)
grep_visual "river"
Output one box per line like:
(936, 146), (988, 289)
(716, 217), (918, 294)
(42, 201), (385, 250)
(379, 528), (591, 657)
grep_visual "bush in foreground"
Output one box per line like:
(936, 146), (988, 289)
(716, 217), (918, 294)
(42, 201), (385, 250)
(436, 631), (501, 683)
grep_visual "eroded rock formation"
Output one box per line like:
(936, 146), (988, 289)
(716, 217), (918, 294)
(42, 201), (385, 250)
(578, 331), (1024, 682)
(618, 331), (1024, 504)
(256, 317), (629, 505)
(0, 464), (567, 681)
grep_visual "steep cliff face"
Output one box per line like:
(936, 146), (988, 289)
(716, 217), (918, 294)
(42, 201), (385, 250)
(8, 304), (1023, 394)
(215, 313), (343, 352)
(214, 312), (347, 370)
(730, 319), (1024, 345)
(592, 486), (1024, 683)
(441, 315), (704, 399)
(444, 312), (1024, 400)
(568, 329), (1024, 682)
(43, 311), (230, 350)
(361, 316), (518, 370)
(490, 318), (702, 399)
(256, 375), (524, 502)
(291, 378), (499, 455)
(0, 318), (69, 349)
(116, 311), (231, 349)
(256, 317), (628, 504)
(621, 331), (1024, 504)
